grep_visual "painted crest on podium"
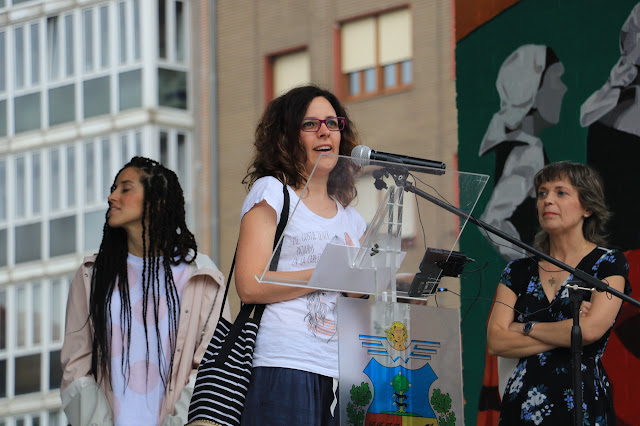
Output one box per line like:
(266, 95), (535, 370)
(345, 320), (458, 426)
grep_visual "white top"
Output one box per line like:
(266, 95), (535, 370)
(109, 254), (190, 425)
(240, 176), (367, 378)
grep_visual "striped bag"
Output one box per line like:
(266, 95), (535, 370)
(187, 184), (289, 426)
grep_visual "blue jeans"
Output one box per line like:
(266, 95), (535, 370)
(240, 366), (340, 426)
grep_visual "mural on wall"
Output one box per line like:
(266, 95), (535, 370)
(479, 44), (566, 261)
(581, 3), (640, 252)
(455, 0), (640, 424)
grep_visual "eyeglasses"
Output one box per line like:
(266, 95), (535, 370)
(300, 117), (346, 132)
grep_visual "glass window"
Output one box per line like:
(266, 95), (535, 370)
(349, 72), (360, 96)
(85, 142), (95, 203)
(15, 354), (41, 395)
(0, 100), (5, 137)
(50, 148), (60, 210)
(14, 92), (41, 133)
(83, 9), (94, 72)
(120, 133), (128, 165)
(177, 132), (186, 186)
(0, 159), (7, 222)
(0, 159), (4, 220)
(15, 26), (25, 88)
(17, 286), (26, 347)
(30, 23), (40, 85)
(158, 0), (167, 58)
(49, 350), (62, 389)
(102, 138), (111, 200)
(83, 76), (111, 118)
(50, 216), (76, 257)
(384, 64), (397, 88)
(15, 223), (42, 263)
(160, 131), (168, 165)
(119, 69), (142, 110)
(0, 359), (5, 398)
(118, 2), (127, 64)
(65, 15), (74, 76)
(175, 0), (185, 62)
(47, 17), (60, 80)
(401, 60), (412, 85)
(0, 31), (6, 92)
(16, 156), (25, 217)
(135, 131), (142, 154)
(100, 5), (109, 68)
(50, 281), (62, 342)
(0, 229), (5, 267)
(0, 290), (5, 349)
(33, 282), (41, 344)
(133, 0), (141, 60)
(341, 9), (413, 97)
(67, 145), (76, 207)
(32, 153), (41, 215)
(364, 68), (376, 93)
(84, 210), (104, 251)
(49, 85), (75, 126)
(158, 68), (187, 109)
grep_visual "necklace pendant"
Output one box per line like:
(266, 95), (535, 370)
(548, 277), (556, 286)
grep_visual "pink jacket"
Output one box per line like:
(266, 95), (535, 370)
(61, 253), (230, 425)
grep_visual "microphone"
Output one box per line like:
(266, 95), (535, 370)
(351, 146), (446, 175)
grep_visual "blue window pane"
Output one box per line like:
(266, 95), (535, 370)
(49, 216), (76, 257)
(158, 68), (187, 110)
(0, 31), (5, 92)
(384, 64), (397, 88)
(83, 76), (111, 118)
(84, 210), (105, 251)
(15, 223), (41, 263)
(30, 23), (39, 85)
(119, 69), (142, 110)
(0, 229), (6, 267)
(49, 85), (75, 126)
(401, 60), (413, 85)
(0, 100), (6, 137)
(364, 68), (376, 93)
(14, 93), (41, 133)
(349, 72), (360, 96)
(65, 15), (74, 76)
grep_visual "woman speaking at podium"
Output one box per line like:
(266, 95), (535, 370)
(236, 85), (366, 425)
(487, 161), (630, 425)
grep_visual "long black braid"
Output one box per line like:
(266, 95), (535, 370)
(89, 156), (197, 389)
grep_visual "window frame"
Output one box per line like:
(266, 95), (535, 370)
(336, 6), (414, 101)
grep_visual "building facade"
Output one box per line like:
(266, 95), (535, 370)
(215, 0), (460, 312)
(0, 0), (215, 423)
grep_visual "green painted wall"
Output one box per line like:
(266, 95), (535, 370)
(455, 0), (639, 422)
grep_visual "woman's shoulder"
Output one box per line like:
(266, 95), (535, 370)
(250, 176), (283, 192)
(241, 176), (287, 221)
(590, 246), (629, 269)
(503, 256), (537, 276)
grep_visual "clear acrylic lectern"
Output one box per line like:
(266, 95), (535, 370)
(256, 154), (488, 425)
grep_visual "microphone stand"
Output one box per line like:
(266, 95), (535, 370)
(386, 169), (640, 426)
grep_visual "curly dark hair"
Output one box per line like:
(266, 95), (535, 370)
(89, 156), (197, 388)
(243, 85), (360, 207)
(533, 161), (610, 254)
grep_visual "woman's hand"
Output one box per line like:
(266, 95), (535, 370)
(580, 300), (592, 317)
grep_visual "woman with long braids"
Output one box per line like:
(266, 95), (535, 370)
(61, 157), (229, 425)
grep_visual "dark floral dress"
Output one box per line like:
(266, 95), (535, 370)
(499, 247), (630, 426)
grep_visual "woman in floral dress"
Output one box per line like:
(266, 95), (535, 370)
(487, 161), (631, 425)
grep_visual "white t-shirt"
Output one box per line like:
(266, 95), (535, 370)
(240, 176), (367, 378)
(109, 254), (190, 425)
